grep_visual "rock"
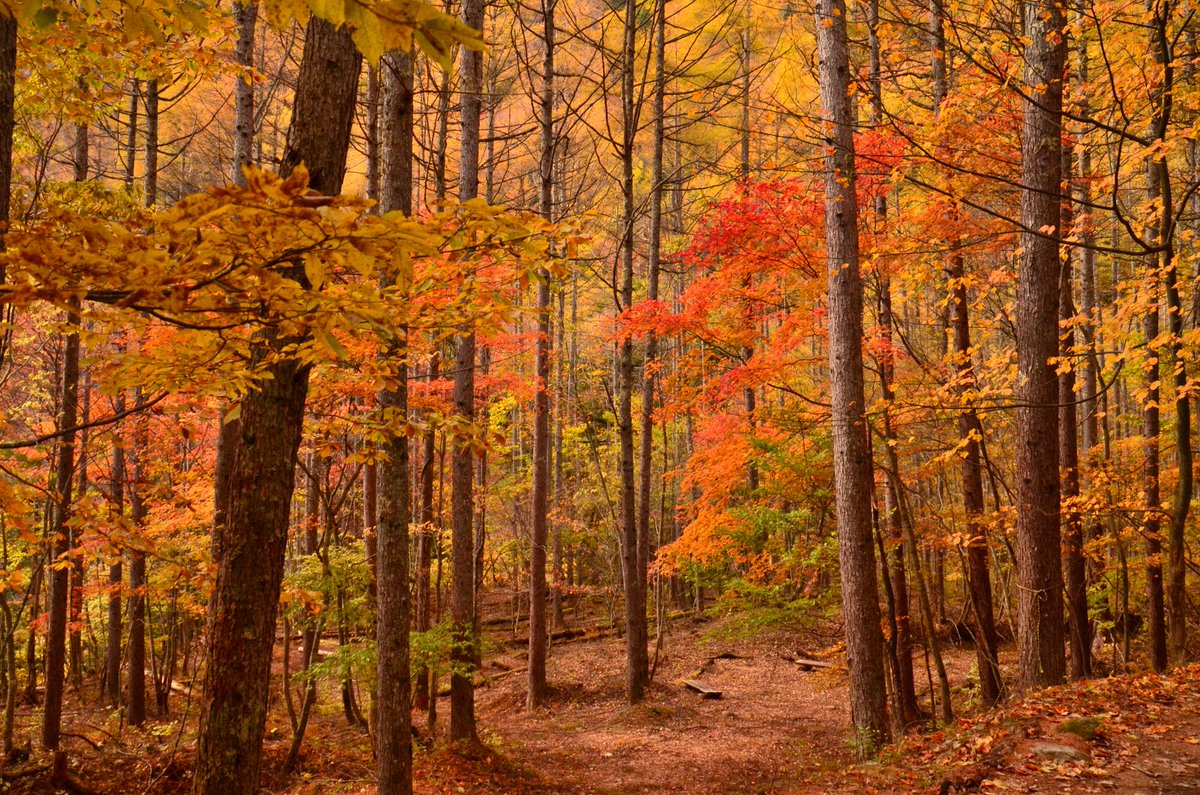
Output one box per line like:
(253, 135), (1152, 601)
(1031, 742), (1087, 762)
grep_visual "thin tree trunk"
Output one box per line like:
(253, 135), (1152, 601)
(103, 393), (124, 706)
(143, 80), (158, 206)
(414, 354), (438, 711)
(870, 0), (917, 726)
(376, 45), (415, 794)
(41, 300), (80, 750)
(1060, 144), (1090, 679)
(1146, 6), (1188, 666)
(231, 1), (257, 186)
(127, 395), (147, 726)
(527, 0), (557, 710)
(449, 0), (485, 742)
(618, 0), (649, 706)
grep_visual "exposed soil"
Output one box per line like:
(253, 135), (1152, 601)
(3, 606), (1199, 794)
(476, 617), (853, 794)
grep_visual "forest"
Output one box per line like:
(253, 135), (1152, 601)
(0, 0), (1197, 791)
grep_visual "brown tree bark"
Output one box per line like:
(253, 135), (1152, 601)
(41, 300), (80, 750)
(103, 393), (124, 706)
(143, 80), (158, 206)
(869, 0), (915, 726)
(450, 0), (484, 741)
(618, 0), (649, 705)
(231, 1), (257, 186)
(1014, 0), (1067, 690)
(527, 0), (557, 710)
(128, 390), (147, 726)
(375, 45), (415, 795)
(193, 17), (360, 795)
(414, 354), (438, 712)
(1059, 145), (1090, 680)
(815, 0), (890, 751)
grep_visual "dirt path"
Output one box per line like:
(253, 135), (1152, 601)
(476, 620), (857, 794)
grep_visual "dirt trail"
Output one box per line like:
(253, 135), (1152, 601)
(477, 619), (856, 794)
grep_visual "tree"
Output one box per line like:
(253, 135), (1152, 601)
(375, 45), (415, 794)
(527, 0), (556, 711)
(617, 0), (649, 705)
(193, 17), (361, 794)
(450, 0), (485, 743)
(1014, 0), (1066, 690)
(815, 0), (890, 751)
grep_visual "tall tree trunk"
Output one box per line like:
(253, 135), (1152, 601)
(124, 79), (138, 189)
(103, 393), (124, 706)
(738, 5), (757, 498)
(0, 12), (14, 259)
(1014, 0), (1066, 690)
(193, 17), (360, 795)
(1146, 5), (1188, 666)
(41, 300), (80, 750)
(376, 46), (415, 795)
(127, 393), (147, 726)
(527, 0), (557, 710)
(552, 287), (566, 630)
(450, 0), (484, 742)
(815, 0), (890, 751)
(414, 354), (438, 712)
(67, 126), (88, 697)
(143, 80), (158, 206)
(231, 2), (257, 186)
(1060, 144), (1090, 679)
(618, 0), (649, 705)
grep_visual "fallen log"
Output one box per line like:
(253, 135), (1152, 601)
(683, 679), (722, 699)
(782, 654), (833, 671)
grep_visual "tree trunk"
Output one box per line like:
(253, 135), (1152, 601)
(1059, 144), (1090, 679)
(618, 0), (649, 705)
(0, 12), (14, 259)
(1014, 0), (1066, 690)
(1146, 5), (1188, 667)
(128, 394), (147, 726)
(103, 393), (124, 706)
(143, 80), (158, 206)
(41, 301), (80, 750)
(527, 0), (557, 711)
(870, 0), (916, 726)
(815, 0), (890, 751)
(231, 1), (257, 186)
(448, 0), (485, 743)
(193, 17), (360, 795)
(375, 45), (415, 795)
(414, 354), (438, 712)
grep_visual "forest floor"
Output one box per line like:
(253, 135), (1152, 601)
(3, 600), (1199, 793)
